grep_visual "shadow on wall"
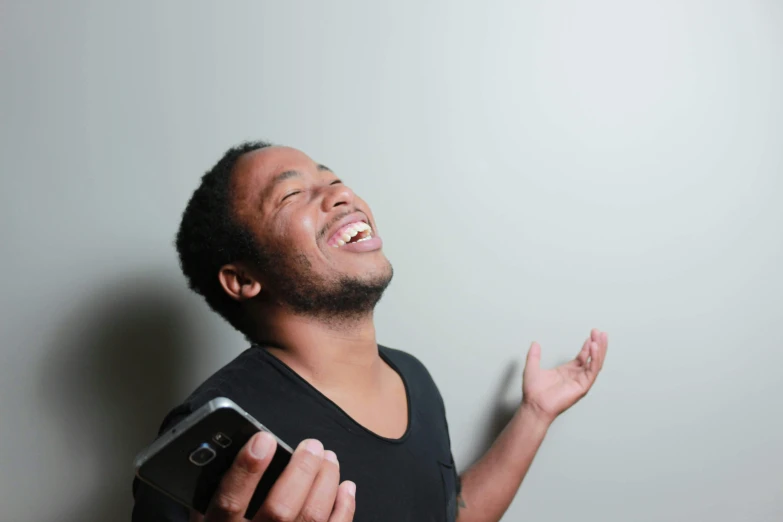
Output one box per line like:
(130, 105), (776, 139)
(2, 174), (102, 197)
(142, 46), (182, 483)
(463, 353), (580, 466)
(39, 273), (205, 522)
(464, 360), (520, 467)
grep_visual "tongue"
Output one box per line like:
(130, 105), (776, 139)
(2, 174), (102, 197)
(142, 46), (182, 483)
(348, 230), (368, 244)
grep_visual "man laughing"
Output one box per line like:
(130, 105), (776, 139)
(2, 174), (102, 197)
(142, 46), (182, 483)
(132, 141), (608, 522)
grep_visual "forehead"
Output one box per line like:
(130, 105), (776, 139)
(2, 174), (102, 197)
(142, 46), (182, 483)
(233, 146), (318, 191)
(231, 146), (320, 209)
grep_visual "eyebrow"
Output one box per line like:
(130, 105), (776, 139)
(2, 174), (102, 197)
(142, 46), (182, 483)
(270, 164), (333, 187)
(270, 170), (302, 187)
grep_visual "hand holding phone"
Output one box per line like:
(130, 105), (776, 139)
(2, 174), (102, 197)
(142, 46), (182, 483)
(195, 433), (357, 522)
(134, 398), (356, 521)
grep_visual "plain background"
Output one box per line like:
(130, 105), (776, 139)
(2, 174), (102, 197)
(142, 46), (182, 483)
(1, 1), (781, 521)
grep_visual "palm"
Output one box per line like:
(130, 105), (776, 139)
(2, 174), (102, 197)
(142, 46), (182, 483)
(522, 329), (608, 420)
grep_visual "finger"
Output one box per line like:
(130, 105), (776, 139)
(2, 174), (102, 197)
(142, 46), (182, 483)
(591, 329), (609, 369)
(259, 439), (324, 521)
(525, 342), (541, 371)
(328, 481), (357, 522)
(204, 431), (277, 522)
(591, 328), (602, 346)
(595, 331), (609, 372)
(189, 511), (205, 522)
(576, 338), (590, 366)
(299, 450), (341, 522)
(586, 341), (600, 382)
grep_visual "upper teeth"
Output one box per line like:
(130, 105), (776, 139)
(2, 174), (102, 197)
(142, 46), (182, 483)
(335, 222), (372, 247)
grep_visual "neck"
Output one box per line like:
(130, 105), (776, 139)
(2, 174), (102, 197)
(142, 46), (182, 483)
(248, 306), (382, 392)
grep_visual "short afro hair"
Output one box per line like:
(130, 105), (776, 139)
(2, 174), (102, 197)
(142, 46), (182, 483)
(175, 140), (274, 333)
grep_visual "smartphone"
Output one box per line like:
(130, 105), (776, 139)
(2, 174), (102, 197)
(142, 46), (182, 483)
(134, 397), (293, 518)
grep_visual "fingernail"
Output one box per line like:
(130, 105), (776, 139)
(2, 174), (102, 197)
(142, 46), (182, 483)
(324, 450), (339, 465)
(298, 438), (324, 457)
(345, 481), (356, 497)
(251, 432), (275, 459)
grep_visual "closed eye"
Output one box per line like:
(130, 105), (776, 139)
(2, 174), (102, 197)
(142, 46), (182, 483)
(282, 180), (340, 202)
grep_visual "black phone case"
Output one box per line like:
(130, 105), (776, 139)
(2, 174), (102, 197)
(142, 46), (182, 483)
(137, 406), (292, 518)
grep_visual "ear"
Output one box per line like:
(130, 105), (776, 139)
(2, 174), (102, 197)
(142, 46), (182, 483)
(218, 263), (262, 301)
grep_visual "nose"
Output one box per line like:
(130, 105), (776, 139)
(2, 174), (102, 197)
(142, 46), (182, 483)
(321, 183), (355, 211)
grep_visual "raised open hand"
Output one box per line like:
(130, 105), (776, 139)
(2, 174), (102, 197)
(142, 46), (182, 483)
(521, 328), (608, 422)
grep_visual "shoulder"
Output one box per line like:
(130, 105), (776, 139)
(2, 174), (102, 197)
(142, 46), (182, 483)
(379, 345), (432, 378)
(157, 346), (271, 433)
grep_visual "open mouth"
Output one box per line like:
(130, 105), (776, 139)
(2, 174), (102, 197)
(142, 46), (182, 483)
(327, 221), (374, 248)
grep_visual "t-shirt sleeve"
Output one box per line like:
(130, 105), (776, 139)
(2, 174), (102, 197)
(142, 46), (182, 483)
(423, 354), (462, 518)
(441, 397), (462, 522)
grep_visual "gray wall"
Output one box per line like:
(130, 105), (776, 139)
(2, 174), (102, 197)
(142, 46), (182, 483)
(1, 1), (781, 521)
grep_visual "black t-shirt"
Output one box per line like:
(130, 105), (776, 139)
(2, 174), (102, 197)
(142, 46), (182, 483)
(132, 345), (460, 522)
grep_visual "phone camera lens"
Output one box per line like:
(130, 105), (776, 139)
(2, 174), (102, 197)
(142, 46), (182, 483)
(213, 432), (232, 448)
(188, 443), (216, 466)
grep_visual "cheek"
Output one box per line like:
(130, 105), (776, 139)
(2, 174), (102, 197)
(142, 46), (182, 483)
(299, 213), (319, 239)
(275, 211), (320, 249)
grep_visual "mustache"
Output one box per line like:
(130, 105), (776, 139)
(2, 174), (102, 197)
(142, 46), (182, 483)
(317, 209), (368, 241)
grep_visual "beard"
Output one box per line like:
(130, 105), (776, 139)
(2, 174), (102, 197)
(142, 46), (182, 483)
(251, 244), (393, 322)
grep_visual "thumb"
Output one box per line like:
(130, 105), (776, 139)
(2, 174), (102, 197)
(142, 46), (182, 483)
(524, 342), (541, 376)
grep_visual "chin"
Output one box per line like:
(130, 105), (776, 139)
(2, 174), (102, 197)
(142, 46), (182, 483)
(373, 257), (394, 280)
(356, 259), (394, 287)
